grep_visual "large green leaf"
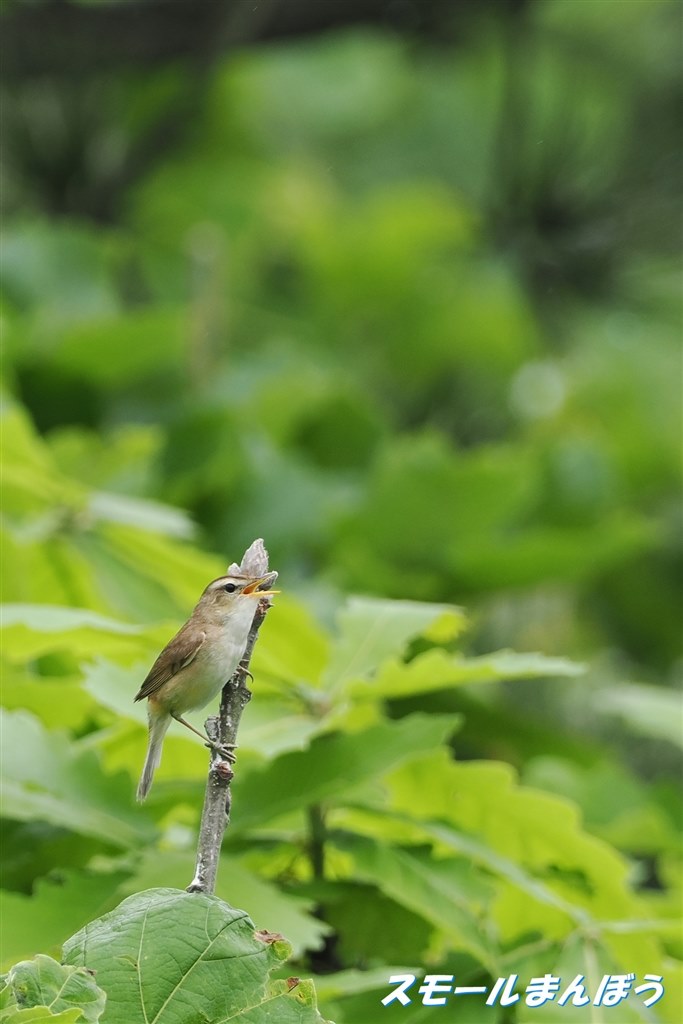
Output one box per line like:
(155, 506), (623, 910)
(2, 956), (105, 1024)
(231, 713), (460, 830)
(119, 849), (330, 957)
(323, 596), (466, 688)
(383, 751), (670, 947)
(63, 889), (329, 1024)
(0, 710), (154, 847)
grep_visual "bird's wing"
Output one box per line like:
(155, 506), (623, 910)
(134, 626), (206, 702)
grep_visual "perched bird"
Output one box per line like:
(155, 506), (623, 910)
(134, 570), (278, 801)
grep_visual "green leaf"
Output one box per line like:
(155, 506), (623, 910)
(250, 596), (331, 687)
(0, 606), (150, 663)
(323, 596), (466, 687)
(119, 850), (330, 957)
(93, 525), (223, 613)
(4, 956), (105, 1023)
(0, 872), (126, 972)
(332, 832), (496, 969)
(317, 882), (433, 964)
(0, 222), (118, 323)
(63, 889), (329, 1023)
(449, 518), (652, 590)
(360, 647), (583, 698)
(0, 661), (97, 731)
(595, 683), (683, 749)
(0, 710), (154, 848)
(522, 757), (681, 856)
(335, 435), (536, 594)
(54, 307), (186, 388)
(384, 751), (661, 944)
(310, 966), (419, 1001)
(87, 492), (194, 540)
(1, 1008), (85, 1023)
(67, 533), (185, 624)
(80, 660), (151, 729)
(0, 404), (82, 520)
(231, 714), (460, 830)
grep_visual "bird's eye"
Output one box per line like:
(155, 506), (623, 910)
(224, 583), (237, 594)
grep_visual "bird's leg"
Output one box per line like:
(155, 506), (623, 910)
(172, 714), (237, 763)
(237, 659), (254, 685)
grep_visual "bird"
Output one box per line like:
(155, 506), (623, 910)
(134, 569), (278, 801)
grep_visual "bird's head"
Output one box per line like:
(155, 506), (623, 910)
(197, 571), (279, 623)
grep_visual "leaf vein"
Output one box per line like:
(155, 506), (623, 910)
(149, 908), (251, 1024)
(137, 904), (151, 1024)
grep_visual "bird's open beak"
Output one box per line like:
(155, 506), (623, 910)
(243, 571), (279, 596)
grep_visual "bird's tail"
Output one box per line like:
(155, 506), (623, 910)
(137, 708), (171, 802)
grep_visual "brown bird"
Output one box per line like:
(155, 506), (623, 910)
(134, 570), (278, 801)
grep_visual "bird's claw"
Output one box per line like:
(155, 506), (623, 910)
(205, 740), (237, 763)
(237, 661), (254, 685)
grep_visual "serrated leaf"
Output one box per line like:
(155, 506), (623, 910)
(231, 714), (460, 831)
(383, 751), (661, 944)
(63, 889), (328, 1023)
(323, 596), (466, 687)
(4, 956), (105, 1023)
(0, 710), (154, 847)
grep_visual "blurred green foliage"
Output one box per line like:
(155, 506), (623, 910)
(1, 0), (681, 1021)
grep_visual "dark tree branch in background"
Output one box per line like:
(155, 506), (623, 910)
(187, 539), (275, 896)
(0, 0), (478, 79)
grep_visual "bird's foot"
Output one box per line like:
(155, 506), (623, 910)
(237, 660), (254, 685)
(205, 740), (237, 763)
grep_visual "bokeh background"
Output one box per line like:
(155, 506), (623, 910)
(1, 1), (681, 1022)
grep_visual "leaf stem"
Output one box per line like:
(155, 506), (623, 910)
(307, 803), (327, 880)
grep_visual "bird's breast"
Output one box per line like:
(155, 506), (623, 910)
(164, 622), (251, 715)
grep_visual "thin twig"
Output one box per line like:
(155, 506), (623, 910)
(187, 540), (275, 895)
